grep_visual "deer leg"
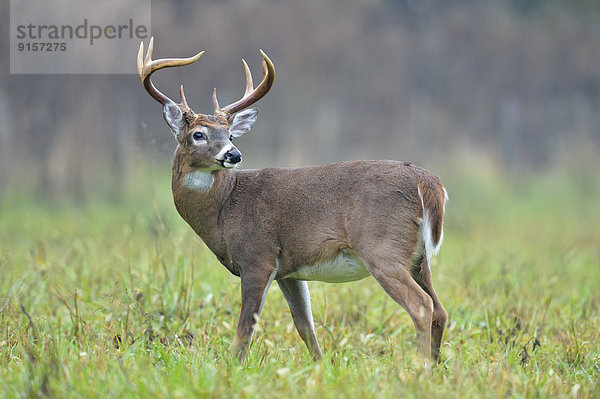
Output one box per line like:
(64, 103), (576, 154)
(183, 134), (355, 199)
(231, 266), (277, 361)
(411, 257), (447, 362)
(362, 255), (433, 360)
(277, 279), (323, 360)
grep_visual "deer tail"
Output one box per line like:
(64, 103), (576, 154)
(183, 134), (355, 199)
(417, 180), (448, 262)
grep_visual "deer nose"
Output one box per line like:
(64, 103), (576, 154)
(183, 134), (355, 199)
(225, 148), (242, 164)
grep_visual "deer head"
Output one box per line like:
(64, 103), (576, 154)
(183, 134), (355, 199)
(137, 37), (275, 170)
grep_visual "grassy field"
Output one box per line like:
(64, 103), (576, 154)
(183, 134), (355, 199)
(1, 164), (599, 398)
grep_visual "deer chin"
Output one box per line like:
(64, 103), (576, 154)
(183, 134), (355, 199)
(220, 160), (239, 169)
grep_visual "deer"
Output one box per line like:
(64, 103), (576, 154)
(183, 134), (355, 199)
(137, 37), (448, 363)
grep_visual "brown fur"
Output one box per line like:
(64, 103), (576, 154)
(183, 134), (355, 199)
(169, 122), (448, 361)
(138, 42), (447, 362)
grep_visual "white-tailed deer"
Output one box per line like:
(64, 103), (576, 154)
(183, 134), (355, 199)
(137, 37), (448, 362)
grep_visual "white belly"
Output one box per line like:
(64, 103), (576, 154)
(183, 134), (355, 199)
(283, 251), (371, 283)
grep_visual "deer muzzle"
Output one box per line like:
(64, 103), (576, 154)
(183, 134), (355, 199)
(216, 145), (242, 168)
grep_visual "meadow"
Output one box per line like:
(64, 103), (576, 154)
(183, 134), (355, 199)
(1, 161), (598, 398)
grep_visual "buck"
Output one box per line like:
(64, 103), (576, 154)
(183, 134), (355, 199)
(137, 37), (448, 362)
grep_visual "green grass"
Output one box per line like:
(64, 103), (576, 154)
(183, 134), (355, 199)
(1, 165), (599, 398)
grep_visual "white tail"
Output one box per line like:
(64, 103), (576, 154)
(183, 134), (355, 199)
(138, 38), (448, 363)
(418, 186), (448, 263)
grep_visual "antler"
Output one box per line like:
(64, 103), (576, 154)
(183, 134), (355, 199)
(213, 50), (275, 117)
(137, 37), (204, 110)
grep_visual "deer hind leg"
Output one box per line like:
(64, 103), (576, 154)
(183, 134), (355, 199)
(277, 279), (323, 360)
(411, 256), (447, 362)
(361, 253), (433, 360)
(231, 265), (277, 361)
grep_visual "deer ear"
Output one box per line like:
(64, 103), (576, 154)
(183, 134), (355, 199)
(229, 109), (258, 138)
(163, 99), (185, 136)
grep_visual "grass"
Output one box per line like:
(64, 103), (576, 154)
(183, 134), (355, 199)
(0, 164), (599, 398)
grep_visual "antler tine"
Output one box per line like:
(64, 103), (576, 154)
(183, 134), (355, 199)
(212, 88), (221, 114)
(212, 60), (254, 116)
(180, 85), (191, 111)
(215, 49), (275, 116)
(145, 36), (154, 66)
(137, 36), (204, 106)
(242, 59), (254, 97)
(137, 41), (146, 82)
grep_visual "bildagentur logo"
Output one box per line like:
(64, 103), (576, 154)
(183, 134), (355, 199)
(10, 0), (152, 74)
(16, 19), (148, 46)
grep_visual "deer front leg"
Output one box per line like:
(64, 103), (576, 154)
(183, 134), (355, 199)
(277, 279), (323, 360)
(231, 266), (277, 361)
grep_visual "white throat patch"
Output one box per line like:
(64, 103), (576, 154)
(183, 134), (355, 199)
(183, 170), (215, 192)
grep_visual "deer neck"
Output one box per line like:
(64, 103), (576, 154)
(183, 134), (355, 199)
(171, 152), (236, 259)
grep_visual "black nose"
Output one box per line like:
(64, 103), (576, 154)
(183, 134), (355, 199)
(225, 148), (242, 164)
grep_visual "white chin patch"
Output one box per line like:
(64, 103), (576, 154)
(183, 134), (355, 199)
(222, 161), (237, 169)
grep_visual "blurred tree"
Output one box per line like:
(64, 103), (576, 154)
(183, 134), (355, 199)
(1, 0), (599, 198)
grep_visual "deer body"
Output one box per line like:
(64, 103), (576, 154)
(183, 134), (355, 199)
(173, 160), (439, 280)
(138, 38), (448, 362)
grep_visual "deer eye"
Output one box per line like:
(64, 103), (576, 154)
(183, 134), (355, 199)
(229, 135), (234, 141)
(192, 132), (204, 140)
